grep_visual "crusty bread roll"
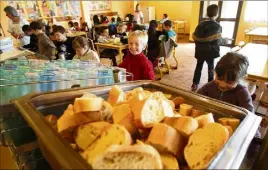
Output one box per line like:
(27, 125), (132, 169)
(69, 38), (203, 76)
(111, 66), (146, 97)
(73, 97), (103, 113)
(147, 123), (184, 156)
(85, 124), (132, 165)
(218, 117), (240, 131)
(164, 116), (198, 137)
(132, 98), (165, 128)
(92, 143), (163, 169)
(107, 85), (126, 106)
(191, 109), (204, 118)
(160, 154), (179, 170)
(113, 104), (137, 135)
(74, 121), (111, 150)
(184, 123), (229, 169)
(180, 104), (193, 116)
(195, 113), (215, 128)
(224, 125), (233, 137)
(172, 97), (185, 108)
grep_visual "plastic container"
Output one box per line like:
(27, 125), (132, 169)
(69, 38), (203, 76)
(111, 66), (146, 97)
(39, 73), (57, 92)
(9, 74), (27, 84)
(97, 68), (114, 85)
(4, 60), (17, 65)
(17, 59), (29, 66)
(25, 72), (39, 82)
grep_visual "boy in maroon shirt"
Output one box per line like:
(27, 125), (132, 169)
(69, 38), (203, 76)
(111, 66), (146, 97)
(119, 30), (155, 81)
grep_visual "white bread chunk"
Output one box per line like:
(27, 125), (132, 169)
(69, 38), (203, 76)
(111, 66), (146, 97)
(113, 104), (137, 135)
(85, 124), (132, 165)
(73, 97), (103, 113)
(180, 104), (193, 116)
(184, 123), (229, 169)
(57, 104), (101, 133)
(127, 91), (149, 107)
(125, 87), (144, 100)
(168, 100), (175, 110)
(101, 101), (113, 121)
(218, 117), (240, 131)
(132, 99), (165, 128)
(92, 144), (163, 169)
(74, 121), (111, 150)
(107, 85), (126, 106)
(195, 113), (215, 128)
(160, 154), (179, 170)
(161, 99), (175, 117)
(81, 93), (97, 98)
(164, 116), (198, 137)
(147, 123), (184, 156)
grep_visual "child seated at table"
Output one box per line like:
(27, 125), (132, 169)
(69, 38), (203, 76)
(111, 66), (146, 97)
(53, 26), (75, 60)
(97, 27), (118, 66)
(108, 17), (117, 35)
(197, 52), (254, 112)
(30, 21), (56, 60)
(72, 36), (100, 62)
(68, 21), (75, 31)
(119, 30), (155, 81)
(163, 20), (176, 42)
(116, 24), (128, 44)
(74, 22), (81, 31)
(22, 25), (38, 52)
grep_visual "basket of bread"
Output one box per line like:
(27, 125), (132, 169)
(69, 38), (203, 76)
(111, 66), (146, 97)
(14, 81), (262, 169)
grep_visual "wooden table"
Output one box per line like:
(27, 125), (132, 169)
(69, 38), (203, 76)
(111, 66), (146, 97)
(95, 42), (128, 64)
(0, 48), (35, 62)
(245, 27), (268, 43)
(66, 31), (87, 38)
(238, 43), (268, 81)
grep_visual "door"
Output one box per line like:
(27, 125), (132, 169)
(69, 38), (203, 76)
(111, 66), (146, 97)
(199, 1), (243, 46)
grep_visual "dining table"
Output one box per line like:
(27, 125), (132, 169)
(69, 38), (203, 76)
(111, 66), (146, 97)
(245, 27), (268, 43)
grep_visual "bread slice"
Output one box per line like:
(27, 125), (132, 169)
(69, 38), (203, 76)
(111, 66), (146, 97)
(180, 104), (193, 116)
(172, 97), (185, 108)
(132, 98), (165, 128)
(73, 97), (103, 113)
(127, 91), (148, 107)
(164, 116), (198, 137)
(160, 154), (179, 170)
(107, 85), (126, 106)
(224, 125), (233, 137)
(184, 123), (229, 169)
(81, 92), (97, 98)
(126, 87), (144, 100)
(101, 101), (113, 121)
(218, 117), (240, 131)
(147, 123), (184, 156)
(92, 144), (163, 169)
(195, 113), (215, 128)
(85, 124), (132, 165)
(191, 109), (204, 118)
(113, 104), (137, 135)
(74, 121), (111, 150)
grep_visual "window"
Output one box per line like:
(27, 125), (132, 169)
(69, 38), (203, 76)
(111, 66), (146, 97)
(244, 1), (268, 22)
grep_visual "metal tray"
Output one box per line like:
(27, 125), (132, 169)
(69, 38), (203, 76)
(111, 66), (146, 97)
(13, 81), (262, 169)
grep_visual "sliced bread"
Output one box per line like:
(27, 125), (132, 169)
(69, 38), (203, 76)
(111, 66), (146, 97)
(218, 117), (240, 131)
(85, 124), (132, 165)
(164, 116), (198, 137)
(92, 144), (163, 169)
(160, 154), (179, 170)
(107, 85), (126, 106)
(195, 113), (215, 128)
(73, 97), (103, 113)
(147, 123), (184, 156)
(101, 101), (113, 121)
(74, 121), (111, 150)
(184, 123), (229, 169)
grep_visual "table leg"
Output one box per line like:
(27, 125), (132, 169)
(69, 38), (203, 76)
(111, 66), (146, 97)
(96, 45), (100, 56)
(118, 48), (123, 64)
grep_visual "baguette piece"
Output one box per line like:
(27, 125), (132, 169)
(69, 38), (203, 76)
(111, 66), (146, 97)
(85, 124), (132, 165)
(191, 109), (204, 118)
(147, 123), (184, 156)
(172, 97), (185, 108)
(101, 101), (113, 121)
(164, 116), (198, 137)
(113, 104), (137, 135)
(81, 93), (97, 98)
(218, 117), (240, 131)
(195, 113), (215, 128)
(224, 125), (234, 137)
(74, 121), (111, 150)
(180, 104), (193, 116)
(107, 85), (126, 106)
(132, 98), (165, 128)
(92, 144), (163, 169)
(73, 97), (103, 113)
(160, 154), (179, 170)
(184, 123), (229, 169)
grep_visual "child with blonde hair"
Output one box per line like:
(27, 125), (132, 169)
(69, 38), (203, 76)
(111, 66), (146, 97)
(119, 30), (155, 80)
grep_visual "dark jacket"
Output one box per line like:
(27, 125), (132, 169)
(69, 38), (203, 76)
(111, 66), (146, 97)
(23, 34), (38, 52)
(37, 33), (56, 60)
(55, 37), (75, 60)
(193, 20), (227, 59)
(197, 80), (254, 112)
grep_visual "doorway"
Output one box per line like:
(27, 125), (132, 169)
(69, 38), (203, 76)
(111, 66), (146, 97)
(199, 1), (243, 46)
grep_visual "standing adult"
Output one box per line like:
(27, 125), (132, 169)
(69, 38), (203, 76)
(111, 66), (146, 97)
(133, 4), (144, 24)
(4, 6), (30, 46)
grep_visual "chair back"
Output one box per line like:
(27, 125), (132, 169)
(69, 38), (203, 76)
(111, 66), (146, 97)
(88, 38), (97, 52)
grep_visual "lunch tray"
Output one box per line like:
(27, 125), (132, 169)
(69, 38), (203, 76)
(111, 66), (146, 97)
(12, 81), (262, 169)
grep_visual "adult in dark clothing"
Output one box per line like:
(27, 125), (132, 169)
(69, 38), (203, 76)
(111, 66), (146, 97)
(191, 4), (228, 91)
(22, 25), (38, 52)
(53, 26), (75, 60)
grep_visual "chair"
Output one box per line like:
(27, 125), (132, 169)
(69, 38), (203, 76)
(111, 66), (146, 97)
(88, 38), (97, 52)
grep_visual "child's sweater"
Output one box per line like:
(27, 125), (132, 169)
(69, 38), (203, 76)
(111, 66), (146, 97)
(197, 80), (254, 112)
(119, 52), (155, 81)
